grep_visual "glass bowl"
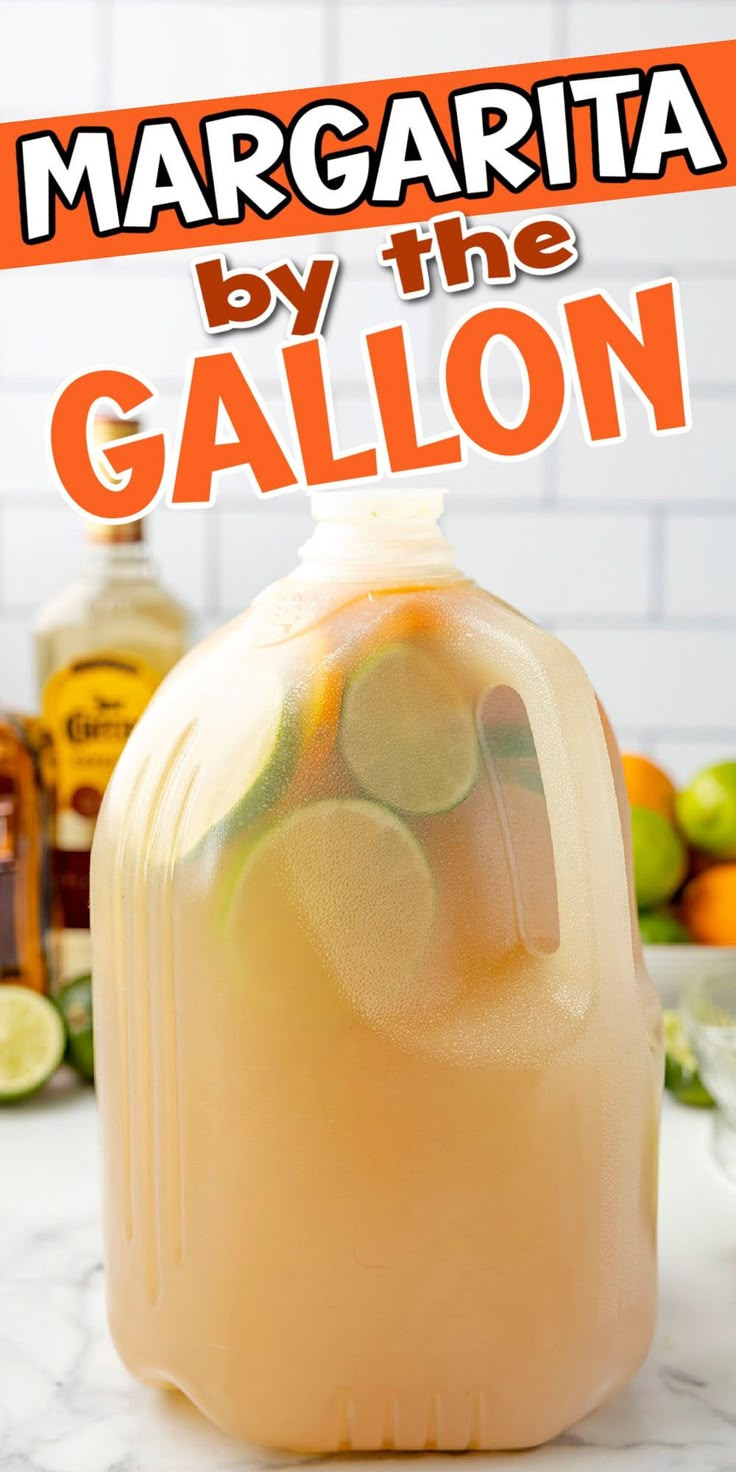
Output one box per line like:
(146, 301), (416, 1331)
(682, 972), (736, 1182)
(644, 944), (736, 1009)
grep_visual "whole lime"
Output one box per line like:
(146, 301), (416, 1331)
(638, 910), (691, 945)
(56, 975), (94, 1084)
(663, 1011), (714, 1108)
(631, 806), (688, 909)
(676, 762), (736, 858)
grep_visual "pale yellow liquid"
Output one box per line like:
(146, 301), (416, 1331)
(35, 541), (188, 689)
(92, 568), (661, 1452)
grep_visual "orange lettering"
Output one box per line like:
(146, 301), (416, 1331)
(366, 323), (462, 474)
(282, 337), (377, 485)
(561, 281), (688, 441)
(193, 256), (274, 332)
(445, 307), (566, 457)
(50, 369), (164, 520)
(172, 352), (297, 502)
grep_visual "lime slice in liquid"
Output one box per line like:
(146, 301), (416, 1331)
(183, 667), (296, 853)
(226, 798), (436, 1025)
(339, 642), (479, 816)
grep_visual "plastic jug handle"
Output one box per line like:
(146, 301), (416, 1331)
(472, 604), (632, 977)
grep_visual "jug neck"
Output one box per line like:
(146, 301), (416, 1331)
(296, 490), (460, 584)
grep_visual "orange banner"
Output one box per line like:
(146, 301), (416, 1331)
(2, 39), (734, 269)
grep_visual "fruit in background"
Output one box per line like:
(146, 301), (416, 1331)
(676, 762), (736, 858)
(680, 864), (736, 946)
(638, 911), (691, 945)
(663, 1011), (714, 1108)
(621, 752), (676, 822)
(686, 846), (727, 880)
(631, 806), (688, 910)
(56, 975), (94, 1083)
(0, 986), (66, 1103)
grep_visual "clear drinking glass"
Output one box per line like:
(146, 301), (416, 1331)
(682, 973), (736, 1182)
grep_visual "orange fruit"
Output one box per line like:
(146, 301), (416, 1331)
(286, 637), (344, 799)
(680, 864), (736, 945)
(359, 592), (442, 652)
(621, 753), (677, 822)
(299, 654), (343, 764)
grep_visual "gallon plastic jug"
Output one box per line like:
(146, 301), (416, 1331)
(91, 491), (662, 1452)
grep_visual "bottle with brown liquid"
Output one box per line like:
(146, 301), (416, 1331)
(0, 713), (45, 991)
(35, 415), (189, 993)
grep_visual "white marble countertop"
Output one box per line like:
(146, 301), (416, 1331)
(1, 1083), (735, 1472)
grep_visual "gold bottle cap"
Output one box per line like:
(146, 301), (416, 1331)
(86, 413), (145, 544)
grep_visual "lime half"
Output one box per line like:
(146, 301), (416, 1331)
(226, 798), (436, 1025)
(0, 987), (66, 1103)
(339, 643), (479, 815)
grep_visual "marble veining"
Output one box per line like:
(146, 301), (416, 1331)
(1, 1088), (735, 1472)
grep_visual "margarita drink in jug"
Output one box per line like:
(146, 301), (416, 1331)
(91, 491), (662, 1451)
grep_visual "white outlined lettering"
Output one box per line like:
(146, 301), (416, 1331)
(16, 64), (726, 243)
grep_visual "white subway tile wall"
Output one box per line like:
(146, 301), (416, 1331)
(0, 0), (734, 784)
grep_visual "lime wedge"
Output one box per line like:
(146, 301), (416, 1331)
(0, 987), (66, 1103)
(339, 643), (479, 815)
(226, 798), (436, 1024)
